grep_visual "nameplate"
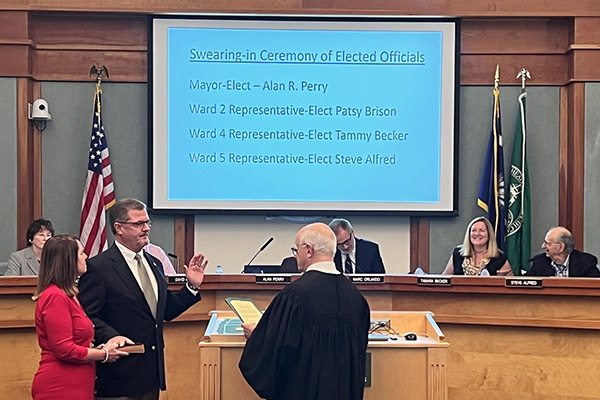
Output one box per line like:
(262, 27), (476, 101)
(417, 277), (452, 286)
(255, 275), (292, 284)
(167, 274), (187, 284)
(505, 277), (543, 288)
(350, 275), (385, 284)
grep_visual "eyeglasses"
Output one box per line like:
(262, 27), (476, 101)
(117, 219), (152, 228)
(337, 231), (354, 248)
(34, 231), (53, 239)
(291, 244), (307, 257)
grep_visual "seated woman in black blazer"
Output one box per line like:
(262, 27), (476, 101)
(442, 216), (512, 276)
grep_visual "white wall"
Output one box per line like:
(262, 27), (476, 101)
(195, 215), (410, 274)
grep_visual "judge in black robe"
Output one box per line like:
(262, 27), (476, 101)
(239, 223), (370, 400)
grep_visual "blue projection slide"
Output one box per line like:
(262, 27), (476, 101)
(166, 27), (443, 203)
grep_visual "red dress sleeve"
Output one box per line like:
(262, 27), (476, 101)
(38, 288), (90, 363)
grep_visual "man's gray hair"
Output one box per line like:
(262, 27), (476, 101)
(554, 227), (575, 254)
(108, 198), (147, 234)
(329, 218), (353, 233)
(298, 223), (337, 257)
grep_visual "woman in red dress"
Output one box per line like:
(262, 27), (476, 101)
(31, 235), (127, 400)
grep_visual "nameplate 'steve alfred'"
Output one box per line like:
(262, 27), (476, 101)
(505, 277), (543, 288)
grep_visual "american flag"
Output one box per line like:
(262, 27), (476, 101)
(79, 81), (115, 257)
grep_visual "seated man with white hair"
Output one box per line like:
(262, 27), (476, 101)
(525, 226), (600, 277)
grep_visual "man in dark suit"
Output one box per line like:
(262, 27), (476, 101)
(329, 218), (385, 274)
(78, 199), (208, 399)
(525, 226), (600, 277)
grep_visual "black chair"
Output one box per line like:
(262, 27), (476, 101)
(280, 257), (299, 273)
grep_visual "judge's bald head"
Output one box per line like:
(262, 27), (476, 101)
(294, 223), (337, 272)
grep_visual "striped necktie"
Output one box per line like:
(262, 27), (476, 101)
(344, 254), (353, 274)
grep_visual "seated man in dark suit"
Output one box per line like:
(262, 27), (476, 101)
(525, 226), (600, 277)
(329, 218), (385, 274)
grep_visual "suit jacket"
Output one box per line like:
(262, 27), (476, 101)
(6, 246), (39, 276)
(525, 250), (600, 277)
(78, 244), (201, 397)
(280, 256), (299, 273)
(334, 238), (386, 274)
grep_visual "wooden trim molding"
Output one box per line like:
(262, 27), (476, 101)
(0, 11), (147, 82)
(174, 215), (196, 270)
(4, 0), (600, 16)
(3, 13), (600, 85)
(559, 83), (585, 246)
(16, 78), (42, 250)
(32, 83), (42, 220)
(1, 13), (600, 84)
(434, 314), (600, 330)
(410, 217), (430, 273)
(174, 216), (186, 273)
(184, 214), (195, 263)
(559, 86), (569, 231)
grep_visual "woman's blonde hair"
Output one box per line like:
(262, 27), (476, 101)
(32, 235), (80, 301)
(458, 216), (500, 258)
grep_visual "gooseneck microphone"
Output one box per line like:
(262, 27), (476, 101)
(167, 253), (180, 274)
(242, 237), (274, 273)
(259, 237), (274, 252)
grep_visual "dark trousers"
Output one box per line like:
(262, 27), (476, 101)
(95, 388), (159, 400)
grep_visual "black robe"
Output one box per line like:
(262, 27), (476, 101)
(239, 270), (370, 400)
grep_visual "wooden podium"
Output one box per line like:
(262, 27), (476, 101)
(199, 310), (449, 400)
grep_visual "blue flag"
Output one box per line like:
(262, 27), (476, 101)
(478, 87), (506, 250)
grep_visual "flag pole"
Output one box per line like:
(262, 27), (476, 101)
(516, 68), (531, 94)
(478, 65), (507, 250)
(80, 65), (115, 257)
(506, 67), (532, 274)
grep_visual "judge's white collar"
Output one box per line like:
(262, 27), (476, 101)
(305, 261), (340, 275)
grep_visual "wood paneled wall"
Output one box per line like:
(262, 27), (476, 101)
(2, 13), (600, 85)
(0, 12), (147, 82)
(3, 276), (600, 399)
(2, 6), (600, 258)
(2, 0), (600, 16)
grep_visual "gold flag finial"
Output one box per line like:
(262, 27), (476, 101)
(494, 65), (500, 90)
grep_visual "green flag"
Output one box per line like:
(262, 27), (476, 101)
(506, 92), (531, 275)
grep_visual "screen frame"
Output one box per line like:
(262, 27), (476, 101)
(148, 14), (461, 216)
